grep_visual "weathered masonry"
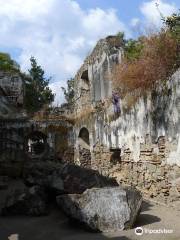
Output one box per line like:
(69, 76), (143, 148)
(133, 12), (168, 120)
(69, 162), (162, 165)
(0, 67), (75, 177)
(73, 35), (180, 206)
(0, 70), (24, 106)
(0, 117), (74, 176)
(0, 36), (179, 206)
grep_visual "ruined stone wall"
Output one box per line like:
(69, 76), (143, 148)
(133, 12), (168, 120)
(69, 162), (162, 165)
(73, 35), (180, 206)
(63, 147), (75, 164)
(73, 36), (123, 165)
(88, 69), (180, 206)
(91, 137), (180, 206)
(0, 118), (74, 177)
(73, 36), (123, 113)
(0, 119), (28, 177)
(0, 70), (24, 105)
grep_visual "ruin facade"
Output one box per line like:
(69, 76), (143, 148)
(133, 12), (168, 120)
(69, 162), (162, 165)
(73, 36), (180, 206)
(0, 36), (179, 206)
(0, 70), (73, 177)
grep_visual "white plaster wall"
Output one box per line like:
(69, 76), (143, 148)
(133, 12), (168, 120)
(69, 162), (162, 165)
(96, 69), (180, 165)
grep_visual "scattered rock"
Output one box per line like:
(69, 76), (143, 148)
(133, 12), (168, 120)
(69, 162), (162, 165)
(23, 161), (63, 187)
(57, 186), (142, 232)
(8, 234), (19, 240)
(50, 172), (64, 195)
(23, 161), (118, 194)
(1, 186), (48, 216)
(60, 164), (118, 194)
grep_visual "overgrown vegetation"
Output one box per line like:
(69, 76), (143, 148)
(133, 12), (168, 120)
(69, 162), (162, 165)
(164, 12), (180, 65)
(61, 78), (75, 105)
(0, 53), (54, 113)
(24, 57), (54, 113)
(113, 11), (180, 98)
(0, 53), (20, 72)
(124, 38), (144, 61)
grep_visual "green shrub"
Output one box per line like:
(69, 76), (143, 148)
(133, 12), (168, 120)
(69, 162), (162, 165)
(0, 52), (19, 72)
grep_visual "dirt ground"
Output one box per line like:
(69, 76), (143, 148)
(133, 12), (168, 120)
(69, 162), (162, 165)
(0, 200), (180, 240)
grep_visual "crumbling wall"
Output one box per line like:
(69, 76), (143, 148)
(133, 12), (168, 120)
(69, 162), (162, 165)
(89, 69), (180, 205)
(73, 36), (123, 167)
(73, 36), (123, 113)
(0, 118), (74, 177)
(73, 35), (180, 205)
(0, 120), (27, 177)
(0, 70), (24, 106)
(92, 138), (180, 205)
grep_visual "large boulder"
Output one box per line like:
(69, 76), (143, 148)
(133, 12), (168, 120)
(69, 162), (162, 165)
(23, 161), (118, 194)
(56, 187), (142, 232)
(1, 186), (49, 216)
(60, 164), (118, 194)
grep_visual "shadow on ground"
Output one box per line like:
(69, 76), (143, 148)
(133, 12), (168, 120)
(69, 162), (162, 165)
(0, 205), (133, 240)
(134, 201), (161, 228)
(141, 201), (154, 212)
(0, 201), (162, 240)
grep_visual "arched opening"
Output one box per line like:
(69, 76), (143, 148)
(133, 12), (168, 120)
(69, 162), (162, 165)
(78, 128), (91, 169)
(26, 131), (48, 158)
(79, 70), (91, 108)
(79, 127), (90, 146)
(81, 70), (89, 85)
(81, 70), (90, 91)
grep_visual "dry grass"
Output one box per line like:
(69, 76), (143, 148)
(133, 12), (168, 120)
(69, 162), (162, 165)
(113, 30), (179, 96)
(69, 105), (95, 123)
(123, 93), (140, 111)
(32, 110), (74, 124)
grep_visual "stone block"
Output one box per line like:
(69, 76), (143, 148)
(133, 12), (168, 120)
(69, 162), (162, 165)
(147, 163), (157, 173)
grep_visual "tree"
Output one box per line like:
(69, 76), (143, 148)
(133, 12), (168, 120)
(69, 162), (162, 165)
(116, 32), (144, 61)
(164, 11), (180, 66)
(124, 38), (144, 61)
(24, 57), (54, 113)
(61, 78), (75, 105)
(116, 32), (126, 47)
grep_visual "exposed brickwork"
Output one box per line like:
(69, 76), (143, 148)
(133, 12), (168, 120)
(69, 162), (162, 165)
(71, 35), (180, 206)
(62, 147), (75, 164)
(79, 146), (91, 169)
(92, 138), (180, 206)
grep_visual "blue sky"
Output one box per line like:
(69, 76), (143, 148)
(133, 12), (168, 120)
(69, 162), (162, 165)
(75, 0), (179, 32)
(0, 0), (179, 104)
(76, 0), (144, 21)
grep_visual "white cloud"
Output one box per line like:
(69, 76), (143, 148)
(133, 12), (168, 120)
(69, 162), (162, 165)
(0, 0), (128, 104)
(49, 82), (65, 106)
(131, 18), (140, 27)
(140, 0), (177, 27)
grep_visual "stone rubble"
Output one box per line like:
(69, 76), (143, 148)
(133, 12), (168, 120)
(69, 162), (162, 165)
(1, 185), (48, 216)
(23, 161), (118, 195)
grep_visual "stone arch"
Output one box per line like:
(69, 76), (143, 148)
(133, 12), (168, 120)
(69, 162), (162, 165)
(78, 127), (91, 169)
(81, 69), (89, 87)
(80, 70), (90, 106)
(25, 131), (49, 159)
(79, 127), (90, 145)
